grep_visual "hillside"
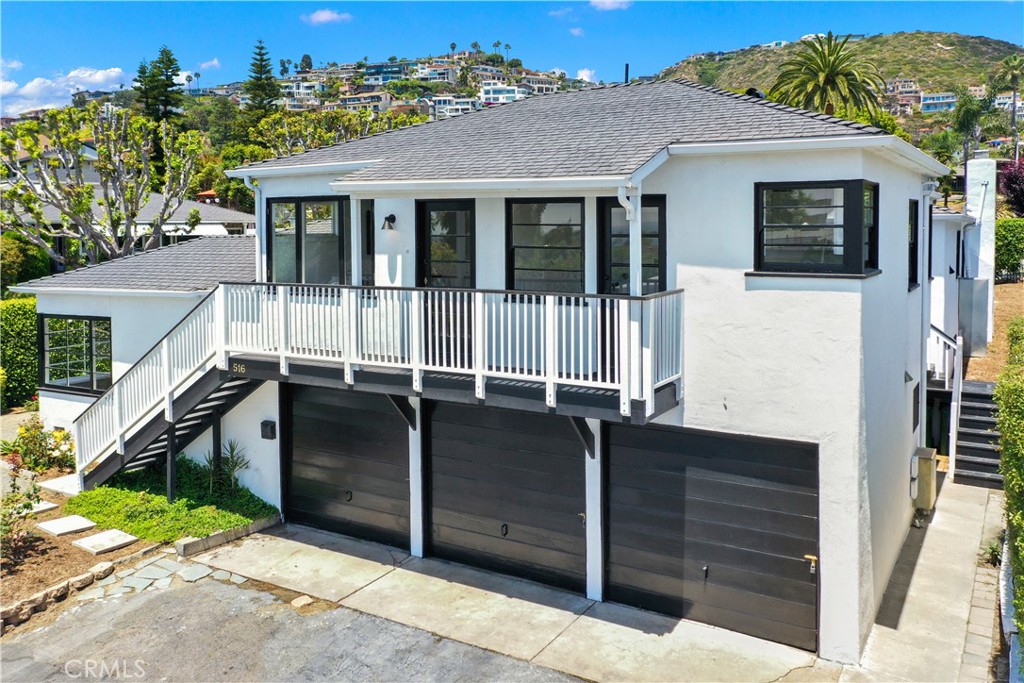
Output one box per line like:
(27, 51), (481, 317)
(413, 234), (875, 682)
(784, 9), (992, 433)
(660, 32), (1024, 93)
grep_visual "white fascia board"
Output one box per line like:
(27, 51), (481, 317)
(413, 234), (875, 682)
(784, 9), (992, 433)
(8, 286), (209, 298)
(225, 159), (381, 179)
(629, 147), (670, 186)
(329, 175), (631, 193)
(668, 135), (950, 177)
(932, 213), (977, 226)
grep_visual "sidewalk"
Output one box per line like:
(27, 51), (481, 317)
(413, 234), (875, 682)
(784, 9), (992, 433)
(841, 478), (1003, 682)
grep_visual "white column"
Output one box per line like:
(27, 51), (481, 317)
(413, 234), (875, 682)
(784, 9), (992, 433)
(584, 417), (603, 601)
(349, 198), (362, 287)
(628, 191), (642, 296)
(408, 397), (424, 557)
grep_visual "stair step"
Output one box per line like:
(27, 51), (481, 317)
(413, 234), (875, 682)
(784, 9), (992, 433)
(958, 440), (1000, 452)
(954, 469), (1004, 485)
(958, 427), (998, 439)
(961, 414), (997, 426)
(962, 400), (998, 410)
(955, 454), (1001, 467)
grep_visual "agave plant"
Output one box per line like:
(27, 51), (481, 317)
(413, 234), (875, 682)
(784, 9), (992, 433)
(769, 32), (885, 116)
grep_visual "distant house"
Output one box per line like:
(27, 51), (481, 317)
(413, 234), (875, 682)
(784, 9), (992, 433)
(363, 61), (417, 87)
(921, 92), (957, 113)
(429, 95), (482, 119)
(519, 72), (559, 95)
(336, 91), (394, 113)
(415, 64), (457, 83)
(479, 80), (531, 104)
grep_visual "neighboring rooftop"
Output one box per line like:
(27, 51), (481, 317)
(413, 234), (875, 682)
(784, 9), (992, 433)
(29, 192), (255, 225)
(238, 79), (884, 181)
(14, 236), (256, 293)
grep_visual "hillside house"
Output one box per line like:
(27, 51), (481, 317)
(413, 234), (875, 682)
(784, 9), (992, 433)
(18, 80), (950, 666)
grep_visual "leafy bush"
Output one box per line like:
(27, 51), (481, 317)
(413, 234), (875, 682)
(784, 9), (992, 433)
(997, 218), (1024, 274)
(64, 455), (277, 543)
(0, 297), (37, 408)
(1001, 159), (1024, 217)
(0, 367), (6, 413)
(1, 414), (75, 472)
(0, 470), (41, 563)
(0, 233), (49, 297)
(996, 316), (1024, 633)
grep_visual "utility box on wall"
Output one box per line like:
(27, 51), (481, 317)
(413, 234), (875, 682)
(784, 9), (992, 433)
(260, 420), (277, 440)
(914, 446), (938, 513)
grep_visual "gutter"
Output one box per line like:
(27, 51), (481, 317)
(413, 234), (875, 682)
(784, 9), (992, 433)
(225, 159), (381, 179)
(8, 287), (209, 298)
(329, 175), (634, 194)
(667, 135), (950, 177)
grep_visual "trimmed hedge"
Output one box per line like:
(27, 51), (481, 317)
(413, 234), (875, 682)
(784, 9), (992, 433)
(997, 315), (1024, 634)
(0, 297), (37, 408)
(0, 233), (49, 296)
(997, 218), (1024, 275)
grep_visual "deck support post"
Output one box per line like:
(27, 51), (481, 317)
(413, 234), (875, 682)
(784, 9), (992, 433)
(408, 397), (424, 557)
(212, 408), (223, 474)
(166, 424), (176, 503)
(584, 417), (603, 601)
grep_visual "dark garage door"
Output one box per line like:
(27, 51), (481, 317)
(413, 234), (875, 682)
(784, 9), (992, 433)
(606, 424), (819, 651)
(286, 385), (410, 548)
(428, 402), (587, 591)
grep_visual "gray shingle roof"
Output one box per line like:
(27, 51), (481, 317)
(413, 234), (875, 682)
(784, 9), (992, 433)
(240, 79), (884, 181)
(15, 236), (256, 292)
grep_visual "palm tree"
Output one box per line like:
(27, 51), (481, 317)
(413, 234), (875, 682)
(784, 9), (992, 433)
(996, 54), (1023, 161)
(470, 41), (481, 54)
(492, 40), (501, 54)
(769, 32), (884, 115)
(450, 42), (457, 59)
(185, 74), (193, 92)
(952, 86), (996, 189)
(504, 43), (511, 60)
(194, 72), (201, 94)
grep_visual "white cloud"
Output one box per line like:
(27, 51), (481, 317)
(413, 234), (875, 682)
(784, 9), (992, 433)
(548, 7), (572, 17)
(1, 58), (24, 72)
(589, 0), (631, 9)
(2, 66), (126, 116)
(199, 58), (221, 70)
(576, 68), (596, 82)
(569, 27), (585, 37)
(301, 8), (353, 25)
(174, 70), (193, 85)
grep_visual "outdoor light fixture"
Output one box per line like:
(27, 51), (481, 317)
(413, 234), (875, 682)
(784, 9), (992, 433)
(381, 214), (397, 231)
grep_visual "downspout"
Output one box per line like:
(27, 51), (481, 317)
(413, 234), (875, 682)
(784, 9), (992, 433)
(242, 176), (264, 282)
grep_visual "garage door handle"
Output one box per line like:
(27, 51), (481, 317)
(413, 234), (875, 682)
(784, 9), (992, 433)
(344, 490), (353, 502)
(804, 554), (817, 575)
(578, 512), (586, 526)
(500, 523), (509, 537)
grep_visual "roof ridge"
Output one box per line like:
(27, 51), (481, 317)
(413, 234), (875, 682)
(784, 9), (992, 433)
(665, 78), (884, 135)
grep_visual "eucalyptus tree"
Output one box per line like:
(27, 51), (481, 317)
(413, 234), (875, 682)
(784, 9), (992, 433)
(769, 32), (884, 115)
(0, 104), (203, 264)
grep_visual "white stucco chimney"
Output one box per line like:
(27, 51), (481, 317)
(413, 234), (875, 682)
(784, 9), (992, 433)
(965, 154), (997, 344)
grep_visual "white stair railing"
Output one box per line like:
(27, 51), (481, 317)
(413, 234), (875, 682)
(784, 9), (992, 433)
(73, 293), (218, 475)
(948, 334), (964, 481)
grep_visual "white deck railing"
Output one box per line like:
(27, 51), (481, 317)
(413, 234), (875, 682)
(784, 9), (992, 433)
(73, 282), (684, 478)
(221, 282), (684, 417)
(73, 294), (218, 474)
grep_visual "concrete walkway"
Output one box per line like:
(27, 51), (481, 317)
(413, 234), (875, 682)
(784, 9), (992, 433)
(840, 478), (1002, 682)
(194, 525), (834, 682)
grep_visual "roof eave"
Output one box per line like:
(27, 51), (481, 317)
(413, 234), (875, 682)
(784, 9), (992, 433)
(667, 135), (950, 177)
(9, 286), (211, 297)
(329, 175), (634, 194)
(226, 159), (382, 179)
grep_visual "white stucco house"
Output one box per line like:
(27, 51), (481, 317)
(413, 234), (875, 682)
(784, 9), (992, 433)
(16, 80), (953, 664)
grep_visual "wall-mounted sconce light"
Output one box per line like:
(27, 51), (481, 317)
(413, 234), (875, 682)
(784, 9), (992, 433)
(381, 214), (397, 231)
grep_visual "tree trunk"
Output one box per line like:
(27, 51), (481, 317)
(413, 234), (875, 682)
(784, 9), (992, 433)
(1013, 87), (1019, 163)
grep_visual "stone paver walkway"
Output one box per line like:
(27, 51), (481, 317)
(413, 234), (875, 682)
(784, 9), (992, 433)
(72, 550), (248, 603)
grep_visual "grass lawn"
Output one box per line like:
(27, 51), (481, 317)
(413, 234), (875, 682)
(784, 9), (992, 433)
(64, 456), (278, 543)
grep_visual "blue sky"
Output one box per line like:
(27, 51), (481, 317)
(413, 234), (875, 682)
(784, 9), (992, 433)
(2, 1), (1022, 115)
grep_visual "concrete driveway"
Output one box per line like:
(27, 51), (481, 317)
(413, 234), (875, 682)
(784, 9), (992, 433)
(2, 577), (576, 682)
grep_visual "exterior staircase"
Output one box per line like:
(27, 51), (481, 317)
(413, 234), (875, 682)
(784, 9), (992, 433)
(954, 381), (1002, 487)
(73, 291), (261, 490)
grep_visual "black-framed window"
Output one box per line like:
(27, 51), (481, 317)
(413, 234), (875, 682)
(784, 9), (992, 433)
(754, 180), (878, 274)
(267, 196), (351, 285)
(908, 199), (920, 289)
(599, 195), (667, 295)
(506, 199), (584, 293)
(39, 315), (112, 394)
(360, 199), (375, 286)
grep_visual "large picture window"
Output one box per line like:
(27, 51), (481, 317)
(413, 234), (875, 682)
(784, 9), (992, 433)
(755, 180), (878, 275)
(39, 315), (112, 394)
(267, 197), (351, 285)
(506, 199), (584, 293)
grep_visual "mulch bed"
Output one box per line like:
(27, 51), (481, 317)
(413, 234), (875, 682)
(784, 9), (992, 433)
(1, 488), (150, 606)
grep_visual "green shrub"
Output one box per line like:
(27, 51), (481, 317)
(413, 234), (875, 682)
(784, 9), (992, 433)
(996, 218), (1024, 274)
(0, 233), (50, 296)
(0, 414), (75, 472)
(0, 297), (37, 407)
(996, 316), (1024, 633)
(64, 455), (277, 543)
(0, 367), (6, 413)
